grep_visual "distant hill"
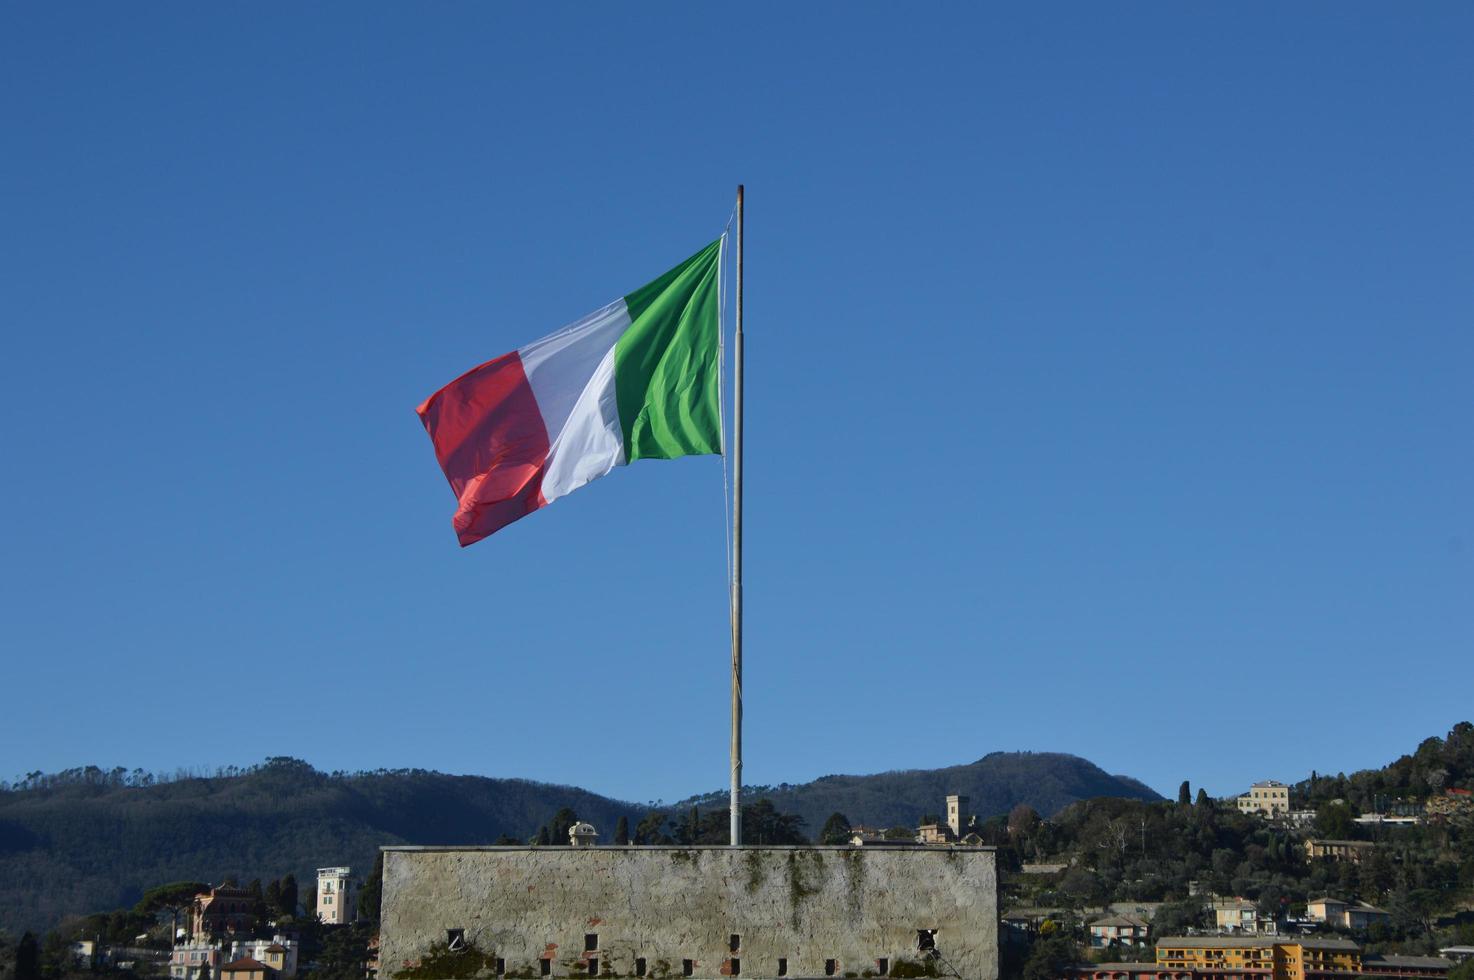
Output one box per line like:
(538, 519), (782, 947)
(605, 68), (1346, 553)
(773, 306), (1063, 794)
(675, 751), (1163, 833)
(0, 759), (643, 936)
(0, 751), (1161, 934)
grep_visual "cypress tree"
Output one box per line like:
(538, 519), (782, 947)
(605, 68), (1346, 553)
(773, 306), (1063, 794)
(16, 932), (39, 980)
(280, 875), (299, 916)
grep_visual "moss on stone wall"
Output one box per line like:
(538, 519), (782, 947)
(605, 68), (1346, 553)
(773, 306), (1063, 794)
(839, 849), (866, 919)
(785, 850), (823, 929)
(743, 850), (767, 893)
(393, 941), (499, 980)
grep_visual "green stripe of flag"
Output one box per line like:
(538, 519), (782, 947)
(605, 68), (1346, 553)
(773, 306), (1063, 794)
(615, 238), (725, 463)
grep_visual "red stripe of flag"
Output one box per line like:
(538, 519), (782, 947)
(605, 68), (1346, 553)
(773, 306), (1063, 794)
(416, 350), (552, 546)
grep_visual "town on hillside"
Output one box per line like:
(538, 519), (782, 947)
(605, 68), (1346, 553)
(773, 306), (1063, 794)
(3, 724), (1472, 980)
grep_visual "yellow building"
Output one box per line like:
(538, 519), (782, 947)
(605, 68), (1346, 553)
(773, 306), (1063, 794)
(1236, 781), (1291, 817)
(219, 958), (274, 980)
(1156, 936), (1361, 980)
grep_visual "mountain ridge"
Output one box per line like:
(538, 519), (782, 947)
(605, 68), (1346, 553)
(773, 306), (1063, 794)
(673, 750), (1162, 832)
(0, 750), (1157, 934)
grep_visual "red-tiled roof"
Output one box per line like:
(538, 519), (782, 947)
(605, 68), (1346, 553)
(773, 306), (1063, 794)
(221, 958), (269, 972)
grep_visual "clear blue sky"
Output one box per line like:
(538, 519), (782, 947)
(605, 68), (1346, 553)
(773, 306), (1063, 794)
(2, 4), (1470, 810)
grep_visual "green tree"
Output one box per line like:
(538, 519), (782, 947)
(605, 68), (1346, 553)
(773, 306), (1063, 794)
(614, 816), (630, 846)
(135, 881), (209, 940)
(742, 800), (807, 845)
(280, 874), (299, 917)
(634, 811), (671, 845)
(1315, 802), (1356, 839)
(315, 922), (374, 980)
(15, 933), (39, 980)
(1178, 782), (1192, 806)
(1022, 934), (1079, 980)
(1195, 788), (1210, 806)
(198, 962), (212, 980)
(819, 812), (852, 845)
(1152, 899), (1205, 936)
(1389, 887), (1440, 939)
(536, 826), (551, 846)
(358, 852), (384, 924)
(1059, 868), (1100, 907)
(549, 807), (580, 846)
(247, 878), (267, 924)
(1008, 805), (1042, 840)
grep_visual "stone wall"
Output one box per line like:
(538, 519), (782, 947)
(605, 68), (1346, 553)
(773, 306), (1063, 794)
(380, 846), (997, 980)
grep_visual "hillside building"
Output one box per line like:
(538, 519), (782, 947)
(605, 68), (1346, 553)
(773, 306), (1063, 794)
(1210, 898), (1278, 935)
(220, 957), (273, 980)
(1236, 782), (1291, 818)
(1304, 840), (1375, 863)
(916, 793), (982, 846)
(1362, 956), (1453, 979)
(170, 943), (223, 980)
(1088, 915), (1149, 948)
(1306, 898), (1390, 931)
(1156, 936), (1362, 980)
(317, 866), (357, 925)
(232, 938), (298, 978)
(191, 886), (256, 937)
(1065, 954), (1451, 980)
(946, 794), (969, 837)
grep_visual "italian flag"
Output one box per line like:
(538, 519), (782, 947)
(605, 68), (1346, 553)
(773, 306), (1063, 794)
(417, 238), (725, 547)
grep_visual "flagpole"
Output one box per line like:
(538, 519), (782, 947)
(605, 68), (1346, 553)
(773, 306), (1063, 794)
(730, 184), (744, 847)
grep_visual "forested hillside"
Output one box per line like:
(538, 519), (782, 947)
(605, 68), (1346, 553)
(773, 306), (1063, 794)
(0, 758), (642, 934)
(0, 750), (1162, 934)
(999, 723), (1474, 966)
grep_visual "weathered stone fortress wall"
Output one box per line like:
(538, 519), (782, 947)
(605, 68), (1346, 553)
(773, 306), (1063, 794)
(381, 846), (997, 980)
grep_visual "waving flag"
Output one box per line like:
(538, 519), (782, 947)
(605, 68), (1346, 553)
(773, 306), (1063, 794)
(417, 239), (724, 546)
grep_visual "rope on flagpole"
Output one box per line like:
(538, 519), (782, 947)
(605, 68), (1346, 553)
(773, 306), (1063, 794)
(717, 208), (737, 597)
